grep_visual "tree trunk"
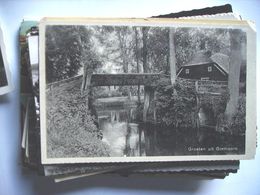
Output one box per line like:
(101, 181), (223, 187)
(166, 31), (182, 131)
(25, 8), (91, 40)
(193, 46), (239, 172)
(225, 29), (242, 120)
(134, 27), (141, 103)
(169, 28), (177, 86)
(117, 29), (131, 99)
(142, 27), (149, 122)
(142, 27), (149, 73)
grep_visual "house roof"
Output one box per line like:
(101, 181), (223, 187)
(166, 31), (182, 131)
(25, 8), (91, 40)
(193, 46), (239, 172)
(210, 53), (230, 74)
(182, 50), (230, 74)
(186, 50), (213, 65)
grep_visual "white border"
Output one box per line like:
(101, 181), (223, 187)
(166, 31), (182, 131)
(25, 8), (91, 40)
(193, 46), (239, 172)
(39, 18), (256, 164)
(0, 25), (13, 95)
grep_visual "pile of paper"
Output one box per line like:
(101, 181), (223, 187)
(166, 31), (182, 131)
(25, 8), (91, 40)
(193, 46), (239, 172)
(20, 4), (256, 182)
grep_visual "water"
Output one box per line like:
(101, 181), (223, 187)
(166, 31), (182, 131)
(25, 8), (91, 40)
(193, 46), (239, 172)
(94, 97), (245, 157)
(97, 106), (146, 157)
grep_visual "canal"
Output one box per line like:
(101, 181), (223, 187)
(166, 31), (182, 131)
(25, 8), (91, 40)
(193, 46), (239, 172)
(94, 97), (245, 157)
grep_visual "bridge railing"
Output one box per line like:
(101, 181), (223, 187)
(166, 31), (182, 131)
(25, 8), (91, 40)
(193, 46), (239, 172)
(47, 75), (82, 90)
(177, 78), (228, 95)
(196, 80), (228, 95)
(46, 73), (163, 89)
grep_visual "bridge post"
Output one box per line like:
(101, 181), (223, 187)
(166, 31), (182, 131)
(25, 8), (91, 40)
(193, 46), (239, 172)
(143, 86), (156, 122)
(143, 86), (149, 122)
(81, 70), (92, 93)
(152, 90), (157, 122)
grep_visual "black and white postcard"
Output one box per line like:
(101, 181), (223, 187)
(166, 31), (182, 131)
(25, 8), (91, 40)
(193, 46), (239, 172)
(39, 18), (256, 164)
(0, 25), (12, 95)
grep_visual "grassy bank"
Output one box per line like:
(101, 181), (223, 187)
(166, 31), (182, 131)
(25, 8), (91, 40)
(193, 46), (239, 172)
(46, 79), (110, 158)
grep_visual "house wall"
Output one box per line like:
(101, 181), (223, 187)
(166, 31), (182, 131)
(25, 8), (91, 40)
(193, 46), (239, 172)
(178, 63), (228, 81)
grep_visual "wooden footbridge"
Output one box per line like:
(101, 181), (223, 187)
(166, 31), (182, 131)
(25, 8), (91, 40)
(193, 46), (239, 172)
(90, 73), (162, 86)
(48, 73), (163, 121)
(48, 73), (228, 122)
(48, 73), (162, 88)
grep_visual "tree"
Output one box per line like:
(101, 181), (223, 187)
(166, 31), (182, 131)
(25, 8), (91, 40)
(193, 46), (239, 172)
(80, 29), (103, 92)
(174, 28), (231, 69)
(142, 27), (150, 122)
(45, 26), (91, 83)
(133, 27), (141, 103)
(145, 27), (169, 73)
(225, 29), (244, 120)
(142, 27), (149, 73)
(169, 28), (177, 85)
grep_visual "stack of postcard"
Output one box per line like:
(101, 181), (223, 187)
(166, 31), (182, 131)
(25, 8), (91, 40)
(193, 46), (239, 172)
(20, 5), (257, 182)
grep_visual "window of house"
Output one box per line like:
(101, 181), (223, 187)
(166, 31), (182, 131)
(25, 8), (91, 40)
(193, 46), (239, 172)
(208, 66), (212, 72)
(185, 68), (189, 74)
(201, 77), (209, 81)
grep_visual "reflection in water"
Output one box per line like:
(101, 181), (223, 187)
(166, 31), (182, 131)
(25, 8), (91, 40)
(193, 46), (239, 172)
(95, 99), (245, 157)
(97, 107), (145, 157)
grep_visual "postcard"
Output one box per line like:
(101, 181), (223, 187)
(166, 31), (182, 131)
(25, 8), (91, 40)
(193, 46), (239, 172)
(0, 25), (12, 95)
(39, 18), (256, 164)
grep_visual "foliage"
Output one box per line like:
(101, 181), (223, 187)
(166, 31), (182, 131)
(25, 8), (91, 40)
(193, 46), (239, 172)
(174, 28), (231, 69)
(46, 26), (82, 83)
(92, 86), (122, 98)
(45, 25), (246, 85)
(155, 77), (197, 127)
(218, 95), (246, 135)
(46, 80), (110, 158)
(200, 91), (230, 120)
(45, 25), (102, 83)
(92, 26), (135, 74)
(89, 26), (236, 77)
(229, 95), (246, 135)
(154, 77), (231, 128)
(146, 28), (169, 73)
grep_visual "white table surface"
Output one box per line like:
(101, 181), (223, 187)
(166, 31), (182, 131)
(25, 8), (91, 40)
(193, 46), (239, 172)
(0, 0), (259, 195)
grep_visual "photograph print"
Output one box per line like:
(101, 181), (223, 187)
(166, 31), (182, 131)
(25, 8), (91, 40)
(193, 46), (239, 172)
(0, 25), (12, 95)
(0, 48), (8, 87)
(40, 18), (255, 163)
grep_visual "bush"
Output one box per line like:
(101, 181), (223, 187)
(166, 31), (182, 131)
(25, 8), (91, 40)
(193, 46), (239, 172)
(230, 95), (246, 135)
(155, 78), (197, 127)
(154, 77), (230, 128)
(200, 91), (229, 120)
(218, 94), (246, 135)
(46, 81), (110, 158)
